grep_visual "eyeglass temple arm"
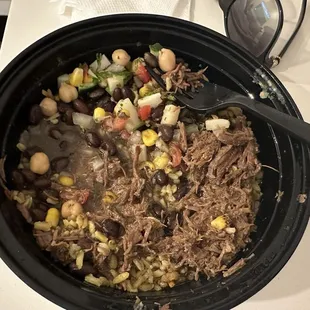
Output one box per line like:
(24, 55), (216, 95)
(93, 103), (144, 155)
(273, 0), (307, 65)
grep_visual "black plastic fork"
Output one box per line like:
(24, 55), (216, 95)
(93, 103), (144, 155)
(146, 65), (310, 145)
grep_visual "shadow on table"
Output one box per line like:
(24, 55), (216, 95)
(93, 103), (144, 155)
(252, 225), (310, 301)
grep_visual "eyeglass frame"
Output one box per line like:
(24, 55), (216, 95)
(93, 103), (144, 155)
(219, 0), (307, 68)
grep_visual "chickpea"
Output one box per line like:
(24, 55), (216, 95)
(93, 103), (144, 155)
(30, 152), (50, 175)
(59, 83), (78, 103)
(61, 200), (83, 219)
(158, 48), (176, 72)
(39, 97), (58, 117)
(112, 49), (131, 66)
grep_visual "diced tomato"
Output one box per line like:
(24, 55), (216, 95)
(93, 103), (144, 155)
(113, 117), (128, 131)
(136, 64), (151, 84)
(169, 143), (182, 167)
(138, 105), (151, 121)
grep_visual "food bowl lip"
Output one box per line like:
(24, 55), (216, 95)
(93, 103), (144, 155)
(0, 13), (309, 310)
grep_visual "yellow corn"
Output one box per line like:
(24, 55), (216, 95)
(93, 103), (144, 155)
(103, 191), (117, 204)
(139, 161), (155, 171)
(88, 221), (96, 234)
(142, 129), (158, 146)
(139, 85), (152, 97)
(58, 175), (74, 187)
(211, 216), (226, 230)
(69, 68), (84, 87)
(45, 208), (60, 227)
(34, 221), (51, 232)
(94, 231), (108, 243)
(93, 107), (106, 123)
(109, 254), (118, 269)
(153, 152), (169, 169)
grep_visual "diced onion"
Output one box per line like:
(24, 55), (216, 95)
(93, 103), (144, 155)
(161, 104), (181, 126)
(205, 119), (230, 131)
(72, 112), (95, 129)
(106, 63), (125, 73)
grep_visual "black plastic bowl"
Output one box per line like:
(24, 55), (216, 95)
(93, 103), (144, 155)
(0, 14), (309, 310)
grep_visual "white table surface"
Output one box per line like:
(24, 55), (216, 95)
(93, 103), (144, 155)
(0, 0), (309, 309)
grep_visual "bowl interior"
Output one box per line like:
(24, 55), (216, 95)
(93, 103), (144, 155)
(0, 15), (307, 310)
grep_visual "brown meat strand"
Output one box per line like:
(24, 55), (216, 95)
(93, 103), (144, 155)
(183, 131), (220, 168)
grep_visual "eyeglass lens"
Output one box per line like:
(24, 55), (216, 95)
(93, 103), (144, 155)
(226, 0), (280, 58)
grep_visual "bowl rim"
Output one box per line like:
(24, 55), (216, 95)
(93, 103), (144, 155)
(0, 13), (309, 310)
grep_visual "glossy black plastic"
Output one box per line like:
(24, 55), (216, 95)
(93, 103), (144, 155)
(0, 14), (309, 310)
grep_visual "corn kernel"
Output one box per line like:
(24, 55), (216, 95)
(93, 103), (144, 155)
(94, 231), (108, 243)
(69, 68), (83, 87)
(108, 239), (117, 251)
(139, 161), (155, 171)
(45, 208), (60, 227)
(103, 191), (117, 204)
(58, 175), (74, 187)
(97, 242), (110, 256)
(139, 85), (152, 97)
(34, 221), (51, 231)
(153, 152), (169, 169)
(93, 107), (106, 123)
(211, 216), (226, 230)
(142, 129), (158, 146)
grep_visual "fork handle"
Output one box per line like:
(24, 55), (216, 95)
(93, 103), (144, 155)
(229, 94), (310, 145)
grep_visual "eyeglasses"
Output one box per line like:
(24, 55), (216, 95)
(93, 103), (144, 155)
(219, 0), (307, 68)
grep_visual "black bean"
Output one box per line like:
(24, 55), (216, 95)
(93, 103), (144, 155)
(33, 177), (51, 189)
(77, 238), (93, 250)
(149, 202), (164, 218)
(153, 170), (168, 186)
(99, 100), (116, 113)
(51, 157), (69, 173)
(29, 105), (43, 125)
(100, 136), (117, 156)
(85, 132), (101, 148)
(59, 141), (68, 151)
(174, 181), (189, 200)
(159, 124), (174, 142)
(57, 101), (71, 113)
(102, 219), (121, 238)
(95, 94), (110, 106)
(11, 170), (25, 190)
(21, 169), (36, 183)
(179, 161), (188, 174)
(42, 189), (59, 200)
(69, 262), (96, 279)
(62, 108), (74, 125)
(49, 128), (62, 140)
(121, 86), (135, 102)
(144, 52), (158, 68)
(24, 146), (43, 158)
(164, 211), (183, 235)
(133, 76), (144, 89)
(72, 98), (89, 114)
(31, 208), (47, 222)
(112, 87), (123, 102)
(87, 103), (95, 116)
(88, 87), (105, 99)
(151, 105), (165, 121)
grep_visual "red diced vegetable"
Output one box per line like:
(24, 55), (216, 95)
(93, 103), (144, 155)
(113, 117), (128, 131)
(138, 105), (151, 121)
(136, 65), (151, 84)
